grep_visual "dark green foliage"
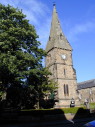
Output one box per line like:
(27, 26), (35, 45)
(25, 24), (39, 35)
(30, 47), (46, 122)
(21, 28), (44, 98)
(40, 99), (55, 109)
(0, 4), (45, 87)
(20, 109), (64, 116)
(20, 107), (88, 115)
(6, 85), (21, 107)
(0, 4), (57, 109)
(5, 86), (37, 109)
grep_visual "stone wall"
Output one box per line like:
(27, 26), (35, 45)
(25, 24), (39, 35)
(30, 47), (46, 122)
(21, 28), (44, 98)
(78, 87), (95, 104)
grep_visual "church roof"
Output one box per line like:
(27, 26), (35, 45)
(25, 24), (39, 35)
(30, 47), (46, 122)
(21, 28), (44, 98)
(77, 79), (95, 90)
(46, 5), (72, 52)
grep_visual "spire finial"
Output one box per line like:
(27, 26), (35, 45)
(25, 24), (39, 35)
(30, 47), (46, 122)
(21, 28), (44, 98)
(53, 2), (56, 6)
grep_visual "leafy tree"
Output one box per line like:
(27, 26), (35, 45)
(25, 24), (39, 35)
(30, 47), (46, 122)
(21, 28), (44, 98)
(0, 4), (45, 87)
(0, 4), (58, 109)
(26, 68), (58, 108)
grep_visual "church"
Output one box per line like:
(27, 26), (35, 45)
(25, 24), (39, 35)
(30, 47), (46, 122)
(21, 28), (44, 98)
(45, 4), (79, 108)
(45, 5), (95, 108)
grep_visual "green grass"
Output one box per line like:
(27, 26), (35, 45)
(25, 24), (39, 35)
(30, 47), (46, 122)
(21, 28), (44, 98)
(90, 103), (95, 109)
(21, 106), (86, 114)
(61, 107), (86, 114)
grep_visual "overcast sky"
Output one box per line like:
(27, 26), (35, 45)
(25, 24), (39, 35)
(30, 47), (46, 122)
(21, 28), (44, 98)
(0, 0), (95, 83)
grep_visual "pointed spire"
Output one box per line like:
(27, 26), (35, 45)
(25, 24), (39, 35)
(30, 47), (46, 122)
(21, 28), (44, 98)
(46, 5), (72, 52)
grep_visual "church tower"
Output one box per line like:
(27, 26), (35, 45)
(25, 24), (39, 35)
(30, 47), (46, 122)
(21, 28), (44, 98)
(45, 5), (78, 107)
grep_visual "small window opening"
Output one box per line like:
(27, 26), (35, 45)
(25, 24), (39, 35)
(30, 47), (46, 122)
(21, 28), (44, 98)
(64, 84), (69, 96)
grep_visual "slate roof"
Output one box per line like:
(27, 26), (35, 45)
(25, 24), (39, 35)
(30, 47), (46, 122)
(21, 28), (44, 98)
(77, 79), (95, 90)
(46, 5), (72, 52)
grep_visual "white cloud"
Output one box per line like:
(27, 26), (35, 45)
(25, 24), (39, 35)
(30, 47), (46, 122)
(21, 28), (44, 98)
(0, 0), (50, 25)
(0, 0), (20, 8)
(68, 20), (95, 42)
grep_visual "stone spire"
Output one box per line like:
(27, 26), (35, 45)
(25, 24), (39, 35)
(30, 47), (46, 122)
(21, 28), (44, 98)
(46, 5), (72, 52)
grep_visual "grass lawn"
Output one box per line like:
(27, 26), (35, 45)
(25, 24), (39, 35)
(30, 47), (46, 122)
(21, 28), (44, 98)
(61, 107), (85, 114)
(90, 103), (95, 109)
(21, 106), (86, 115)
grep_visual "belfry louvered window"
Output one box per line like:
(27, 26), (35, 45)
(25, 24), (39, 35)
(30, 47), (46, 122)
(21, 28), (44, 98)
(64, 84), (69, 96)
(66, 84), (69, 95)
(64, 84), (66, 95)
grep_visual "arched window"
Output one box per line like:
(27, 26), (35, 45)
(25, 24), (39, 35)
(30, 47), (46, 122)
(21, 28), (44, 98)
(64, 84), (69, 96)
(66, 84), (69, 95)
(64, 84), (66, 96)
